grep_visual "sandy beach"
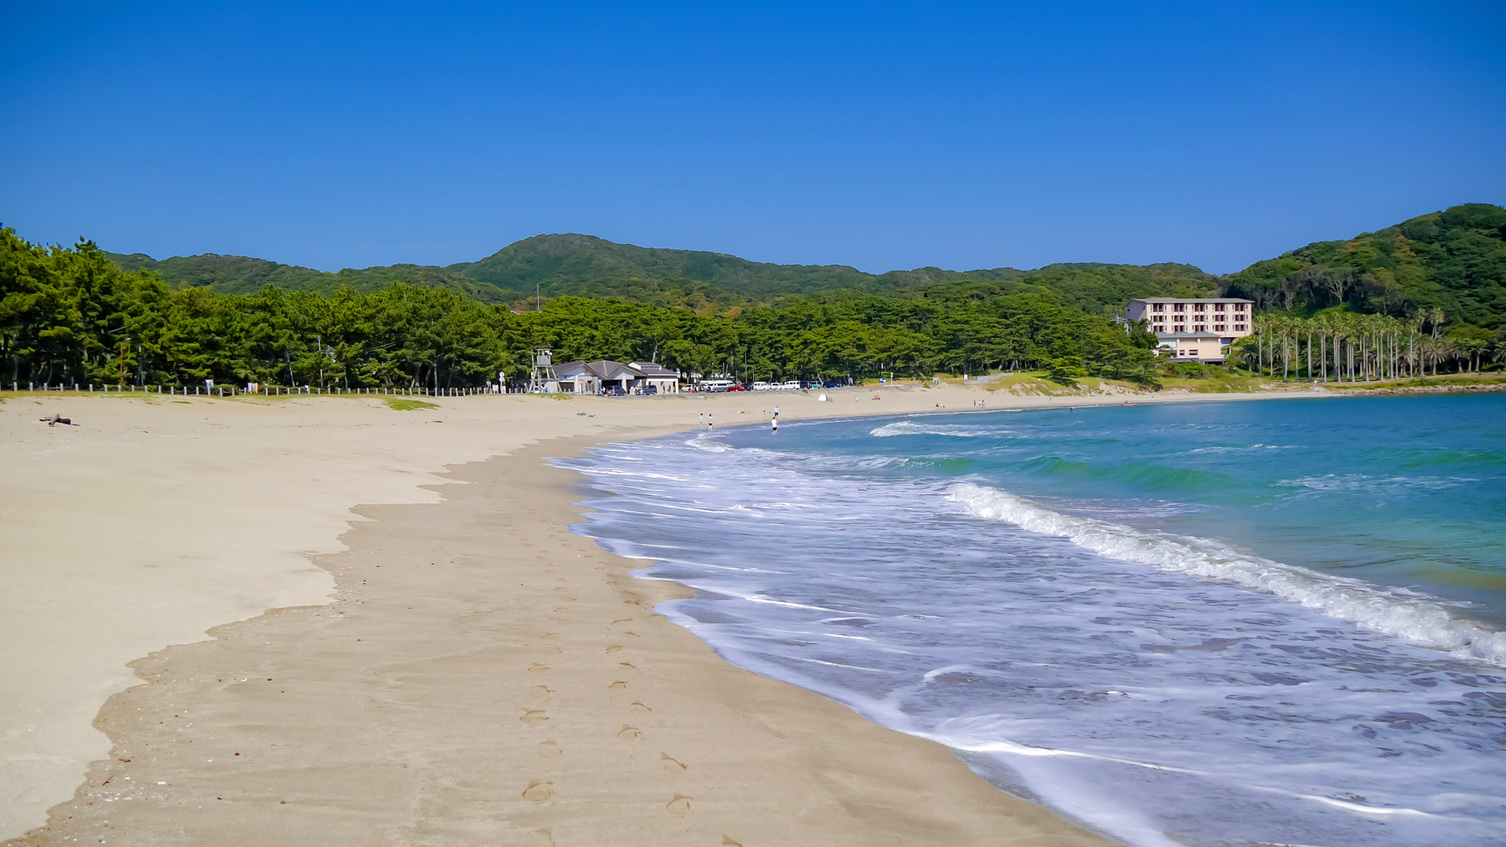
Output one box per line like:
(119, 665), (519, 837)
(1, 384), (1286, 845)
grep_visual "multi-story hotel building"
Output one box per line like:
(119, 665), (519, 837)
(1126, 297), (1255, 363)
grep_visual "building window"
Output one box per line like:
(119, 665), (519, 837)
(1174, 303), (1185, 312)
(1235, 303), (1247, 312)
(1214, 303), (1226, 312)
(1194, 303), (1206, 312)
(1153, 303), (1164, 312)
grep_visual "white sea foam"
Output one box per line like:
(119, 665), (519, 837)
(948, 482), (1506, 666)
(1187, 443), (1296, 454)
(870, 420), (1004, 438)
(686, 433), (732, 452)
(1280, 473), (1477, 493)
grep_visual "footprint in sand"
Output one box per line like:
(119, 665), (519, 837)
(605, 644), (623, 654)
(608, 680), (628, 690)
(666, 794), (692, 817)
(527, 663), (550, 673)
(543, 645), (563, 654)
(616, 724), (641, 741)
(611, 618), (633, 625)
(521, 780), (555, 802)
(537, 740), (562, 758)
(527, 684), (553, 698)
(520, 709), (549, 725)
(630, 700), (652, 712)
(541, 632), (559, 639)
(722, 837), (743, 847)
(660, 753), (686, 772)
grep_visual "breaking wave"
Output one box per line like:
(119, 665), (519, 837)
(948, 482), (1506, 666)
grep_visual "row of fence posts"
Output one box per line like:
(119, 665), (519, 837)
(5, 382), (497, 397)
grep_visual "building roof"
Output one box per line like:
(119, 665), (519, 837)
(553, 360), (680, 381)
(1156, 331), (1225, 339)
(629, 362), (680, 378)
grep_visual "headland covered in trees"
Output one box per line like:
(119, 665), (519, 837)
(3, 203), (1503, 393)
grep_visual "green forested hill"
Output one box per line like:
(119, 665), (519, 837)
(448, 233), (882, 307)
(105, 251), (501, 302)
(1223, 203), (1506, 331)
(906, 262), (1217, 314)
(105, 234), (1216, 315)
(100, 203), (1505, 330)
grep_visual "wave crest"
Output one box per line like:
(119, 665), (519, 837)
(948, 482), (1506, 666)
(870, 420), (1004, 438)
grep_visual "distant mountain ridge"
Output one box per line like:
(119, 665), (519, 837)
(104, 203), (1506, 327)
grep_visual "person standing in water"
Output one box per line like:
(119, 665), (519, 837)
(771, 415), (778, 433)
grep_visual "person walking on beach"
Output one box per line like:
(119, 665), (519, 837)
(771, 415), (778, 433)
(707, 413), (713, 429)
(699, 413), (704, 427)
(773, 405), (779, 419)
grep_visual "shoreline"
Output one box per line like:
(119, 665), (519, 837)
(7, 433), (1111, 846)
(5, 384), (1481, 844)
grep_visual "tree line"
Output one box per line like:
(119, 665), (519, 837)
(1238, 310), (1503, 382)
(2, 230), (1161, 390)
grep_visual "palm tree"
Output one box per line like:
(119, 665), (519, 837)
(1303, 316), (1315, 381)
(1460, 338), (1488, 372)
(1252, 313), (1272, 377)
(1314, 313), (1333, 382)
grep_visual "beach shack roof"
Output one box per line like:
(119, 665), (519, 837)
(629, 362), (680, 378)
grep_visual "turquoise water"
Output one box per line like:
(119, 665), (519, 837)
(561, 394), (1506, 847)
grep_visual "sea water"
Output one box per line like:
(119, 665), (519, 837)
(557, 394), (1506, 847)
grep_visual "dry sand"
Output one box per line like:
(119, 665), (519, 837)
(0, 384), (1286, 844)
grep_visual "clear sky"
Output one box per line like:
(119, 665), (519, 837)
(3, 1), (1503, 276)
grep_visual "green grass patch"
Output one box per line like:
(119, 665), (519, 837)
(1325, 374), (1506, 391)
(383, 397), (440, 411)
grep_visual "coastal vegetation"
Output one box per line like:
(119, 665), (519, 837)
(6, 204), (1503, 391)
(1230, 204), (1506, 380)
(2, 230), (1159, 390)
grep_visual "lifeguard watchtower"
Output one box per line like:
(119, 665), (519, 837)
(529, 349), (559, 393)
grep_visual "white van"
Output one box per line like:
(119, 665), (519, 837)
(698, 379), (734, 393)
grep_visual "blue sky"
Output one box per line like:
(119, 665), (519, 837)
(3, 1), (1503, 275)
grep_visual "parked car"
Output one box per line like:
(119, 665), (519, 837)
(726, 384), (747, 391)
(822, 380), (845, 388)
(751, 381), (772, 391)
